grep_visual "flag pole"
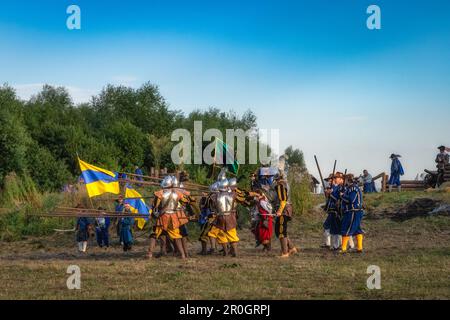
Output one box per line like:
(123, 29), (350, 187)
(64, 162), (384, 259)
(76, 152), (96, 210)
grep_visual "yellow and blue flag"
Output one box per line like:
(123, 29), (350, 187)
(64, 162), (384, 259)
(78, 158), (120, 198)
(124, 184), (149, 230)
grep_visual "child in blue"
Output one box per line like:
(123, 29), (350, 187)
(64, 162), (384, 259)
(120, 204), (135, 251)
(95, 207), (110, 248)
(340, 175), (364, 253)
(388, 154), (404, 192)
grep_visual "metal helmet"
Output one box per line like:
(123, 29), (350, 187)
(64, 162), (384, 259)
(217, 168), (227, 181)
(161, 175), (173, 188)
(228, 177), (237, 188)
(209, 182), (219, 192)
(217, 178), (229, 191)
(171, 176), (179, 188)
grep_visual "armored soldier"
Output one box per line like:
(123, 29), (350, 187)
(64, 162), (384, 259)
(436, 146), (449, 187)
(146, 176), (188, 259)
(339, 174), (364, 253)
(207, 177), (249, 257)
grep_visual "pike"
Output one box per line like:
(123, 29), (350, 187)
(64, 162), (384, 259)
(120, 178), (208, 192)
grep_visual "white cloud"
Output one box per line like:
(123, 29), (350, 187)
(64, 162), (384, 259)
(13, 83), (97, 104)
(111, 75), (139, 86)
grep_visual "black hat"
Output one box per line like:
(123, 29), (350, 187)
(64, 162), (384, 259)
(438, 145), (446, 150)
(389, 154), (401, 159)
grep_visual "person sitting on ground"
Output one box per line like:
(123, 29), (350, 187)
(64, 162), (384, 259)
(361, 170), (375, 193)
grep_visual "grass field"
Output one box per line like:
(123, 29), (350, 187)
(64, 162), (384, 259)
(0, 192), (449, 300)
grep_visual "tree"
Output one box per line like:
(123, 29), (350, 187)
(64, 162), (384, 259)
(0, 85), (30, 186)
(284, 146), (305, 168)
(148, 134), (172, 175)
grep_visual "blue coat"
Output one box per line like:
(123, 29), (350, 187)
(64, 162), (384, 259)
(340, 184), (364, 236)
(76, 217), (91, 242)
(324, 185), (342, 234)
(120, 217), (134, 245)
(389, 158), (404, 186)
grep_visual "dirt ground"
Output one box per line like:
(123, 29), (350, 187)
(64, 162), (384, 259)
(1, 201), (449, 300)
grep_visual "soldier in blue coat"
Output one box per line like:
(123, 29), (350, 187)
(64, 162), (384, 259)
(323, 172), (345, 250)
(340, 174), (364, 253)
(388, 154), (404, 192)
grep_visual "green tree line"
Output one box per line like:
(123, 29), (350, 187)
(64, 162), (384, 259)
(0, 82), (277, 192)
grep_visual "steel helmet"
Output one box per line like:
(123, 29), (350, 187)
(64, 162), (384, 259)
(228, 177), (237, 188)
(161, 175), (173, 188)
(217, 179), (229, 191)
(171, 176), (179, 188)
(209, 182), (219, 192)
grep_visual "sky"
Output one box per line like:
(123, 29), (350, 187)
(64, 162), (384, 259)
(1, 0), (450, 180)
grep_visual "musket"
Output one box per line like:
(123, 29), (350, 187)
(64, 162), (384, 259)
(332, 160), (337, 176)
(314, 155), (327, 199)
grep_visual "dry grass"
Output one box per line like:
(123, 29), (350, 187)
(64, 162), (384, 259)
(0, 193), (449, 300)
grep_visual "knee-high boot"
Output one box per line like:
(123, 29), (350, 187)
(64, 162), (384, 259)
(208, 237), (216, 254)
(199, 241), (207, 255)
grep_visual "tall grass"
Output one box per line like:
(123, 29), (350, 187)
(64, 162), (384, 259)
(288, 167), (314, 215)
(0, 173), (74, 241)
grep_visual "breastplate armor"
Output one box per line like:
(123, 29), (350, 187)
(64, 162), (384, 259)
(160, 190), (180, 214)
(216, 191), (235, 215)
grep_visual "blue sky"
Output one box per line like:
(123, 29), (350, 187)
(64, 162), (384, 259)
(1, 0), (449, 180)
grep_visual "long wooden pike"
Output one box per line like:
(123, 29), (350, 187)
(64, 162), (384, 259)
(119, 178), (208, 191)
(119, 172), (209, 190)
(314, 155), (327, 198)
(34, 213), (151, 218)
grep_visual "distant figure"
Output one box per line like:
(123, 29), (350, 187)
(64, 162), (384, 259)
(388, 154), (404, 192)
(120, 203), (134, 252)
(436, 146), (449, 187)
(118, 165), (127, 181)
(361, 170), (375, 193)
(134, 165), (144, 185)
(95, 207), (110, 249)
(114, 195), (125, 243)
(75, 205), (91, 253)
